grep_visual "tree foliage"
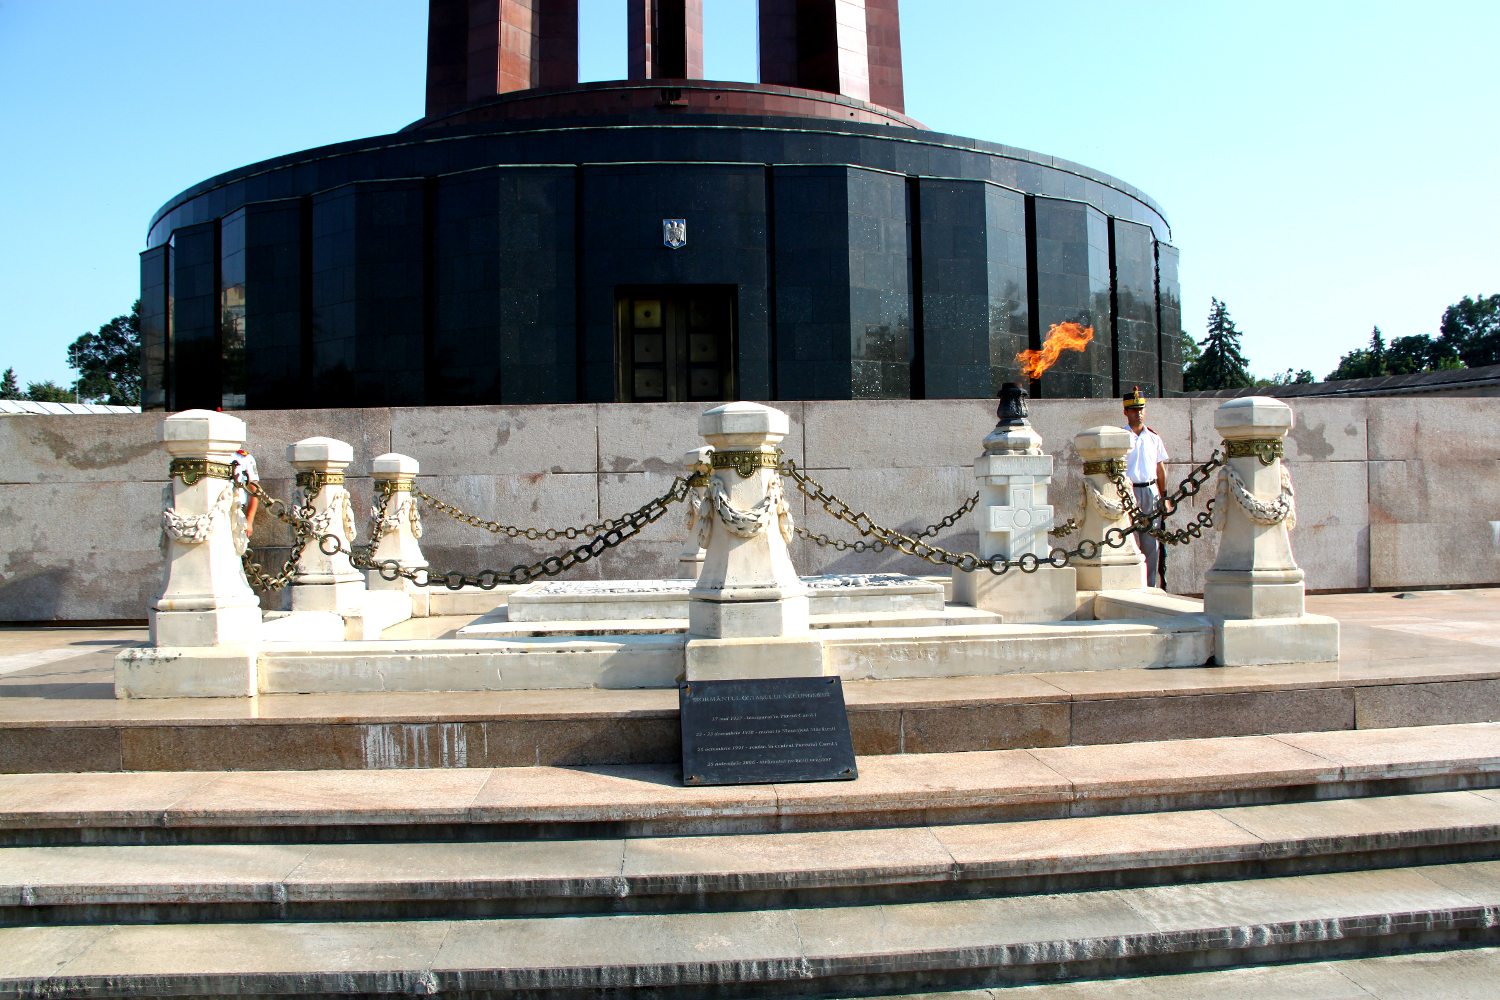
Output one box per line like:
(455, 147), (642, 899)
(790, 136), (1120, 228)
(25, 380), (73, 403)
(1255, 368), (1314, 387)
(1183, 298), (1253, 391)
(1328, 326), (1463, 381)
(0, 369), (21, 401)
(1439, 293), (1500, 367)
(66, 301), (141, 405)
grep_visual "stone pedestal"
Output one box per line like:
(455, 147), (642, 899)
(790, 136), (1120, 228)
(1071, 426), (1146, 592)
(677, 446), (713, 581)
(686, 402), (822, 680)
(151, 410), (261, 649)
(1204, 397), (1304, 619)
(118, 409), (261, 698)
(952, 384), (1077, 622)
(366, 453), (430, 617)
(1202, 397), (1337, 665)
(288, 437), (367, 613)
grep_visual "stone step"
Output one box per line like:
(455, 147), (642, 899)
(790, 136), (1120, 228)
(1, 724), (1496, 844)
(451, 605), (1002, 639)
(1, 861), (1497, 997)
(9, 657), (1498, 774)
(2, 791), (1498, 925)
(852, 946), (1500, 999)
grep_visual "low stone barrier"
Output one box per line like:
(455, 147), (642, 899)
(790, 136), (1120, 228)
(1, 397), (1495, 621)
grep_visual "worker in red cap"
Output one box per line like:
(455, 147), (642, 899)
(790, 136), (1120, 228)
(1123, 387), (1168, 589)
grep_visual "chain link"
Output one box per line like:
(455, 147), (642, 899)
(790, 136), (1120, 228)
(1106, 455), (1223, 546)
(413, 485), (645, 543)
(794, 490), (978, 553)
(779, 450), (1226, 576)
(239, 479), (320, 592)
(323, 477), (694, 590)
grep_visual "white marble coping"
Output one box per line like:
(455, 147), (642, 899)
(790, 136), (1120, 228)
(513, 574), (943, 604)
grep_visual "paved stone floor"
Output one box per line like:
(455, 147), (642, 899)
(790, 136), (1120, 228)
(0, 589), (1494, 723)
(930, 945), (1500, 998)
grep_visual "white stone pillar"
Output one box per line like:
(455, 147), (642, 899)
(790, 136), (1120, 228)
(685, 402), (822, 680)
(152, 409), (261, 646)
(952, 384), (1077, 621)
(1071, 425), (1146, 592)
(1202, 396), (1338, 665)
(677, 446), (713, 581)
(289, 436), (367, 613)
(366, 453), (430, 617)
(1204, 397), (1303, 618)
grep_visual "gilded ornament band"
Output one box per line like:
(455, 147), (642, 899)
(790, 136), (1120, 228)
(1224, 438), (1285, 466)
(169, 459), (234, 486)
(296, 470), (346, 489)
(375, 479), (415, 495)
(1083, 458), (1126, 476)
(711, 451), (780, 478)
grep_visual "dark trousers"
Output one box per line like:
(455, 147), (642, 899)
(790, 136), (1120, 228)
(1132, 485), (1162, 589)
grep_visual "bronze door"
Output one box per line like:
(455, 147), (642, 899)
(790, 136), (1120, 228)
(619, 288), (736, 403)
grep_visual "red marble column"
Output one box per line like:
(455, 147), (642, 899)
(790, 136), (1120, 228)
(756, 0), (904, 111)
(629, 0), (704, 80)
(863, 0), (904, 112)
(426, 0), (578, 119)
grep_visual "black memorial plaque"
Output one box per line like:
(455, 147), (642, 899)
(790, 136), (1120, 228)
(678, 676), (858, 786)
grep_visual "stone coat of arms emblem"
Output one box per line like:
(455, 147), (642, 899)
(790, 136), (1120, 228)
(663, 219), (687, 249)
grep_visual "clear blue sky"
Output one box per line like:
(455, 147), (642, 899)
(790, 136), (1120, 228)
(1, 1), (1495, 389)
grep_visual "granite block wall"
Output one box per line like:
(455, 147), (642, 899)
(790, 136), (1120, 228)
(2, 398), (1494, 621)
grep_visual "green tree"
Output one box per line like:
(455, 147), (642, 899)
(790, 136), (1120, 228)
(1438, 293), (1500, 367)
(1183, 298), (1253, 391)
(25, 380), (73, 403)
(66, 300), (141, 405)
(1254, 368), (1315, 387)
(1327, 326), (1387, 380)
(0, 368), (22, 401)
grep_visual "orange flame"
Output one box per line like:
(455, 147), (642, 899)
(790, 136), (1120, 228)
(1016, 322), (1094, 379)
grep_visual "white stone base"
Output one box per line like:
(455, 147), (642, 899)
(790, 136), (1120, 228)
(151, 605), (262, 647)
(291, 579), (369, 613)
(337, 590), (413, 640)
(114, 644), (258, 699)
(1213, 613), (1340, 667)
(1075, 561), (1147, 592)
(952, 566), (1078, 623)
(688, 593), (810, 639)
(684, 635), (825, 681)
(428, 584), (525, 617)
(260, 612), (346, 644)
(367, 574), (429, 617)
(258, 635), (687, 693)
(1204, 578), (1306, 619)
(1093, 590), (1205, 620)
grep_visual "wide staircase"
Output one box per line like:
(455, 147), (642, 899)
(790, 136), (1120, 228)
(1, 718), (1498, 997)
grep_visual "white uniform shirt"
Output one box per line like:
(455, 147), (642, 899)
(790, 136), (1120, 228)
(231, 451), (259, 507)
(1126, 427), (1169, 491)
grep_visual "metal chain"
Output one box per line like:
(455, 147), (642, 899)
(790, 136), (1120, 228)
(1106, 454), (1223, 546)
(779, 451), (1226, 576)
(239, 479), (320, 592)
(795, 490), (978, 553)
(412, 485), (646, 543)
(322, 477), (694, 590)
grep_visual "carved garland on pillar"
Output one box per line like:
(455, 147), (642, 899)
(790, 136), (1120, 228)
(1215, 464), (1297, 529)
(1082, 478), (1128, 519)
(708, 475), (794, 542)
(161, 484), (236, 544)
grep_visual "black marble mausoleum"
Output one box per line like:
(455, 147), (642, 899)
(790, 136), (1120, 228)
(140, 0), (1181, 411)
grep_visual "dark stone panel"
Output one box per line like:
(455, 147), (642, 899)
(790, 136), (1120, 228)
(311, 181), (426, 407)
(169, 221), (219, 411)
(774, 165), (910, 400)
(580, 162), (768, 402)
(915, 178), (1027, 399)
(1158, 242), (1183, 394)
(138, 245), (169, 410)
(1032, 198), (1111, 399)
(1112, 218), (1159, 399)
